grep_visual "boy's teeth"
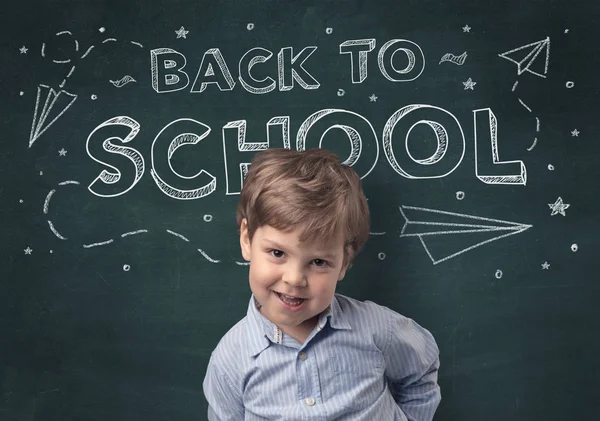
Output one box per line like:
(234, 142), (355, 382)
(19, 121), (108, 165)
(277, 292), (305, 305)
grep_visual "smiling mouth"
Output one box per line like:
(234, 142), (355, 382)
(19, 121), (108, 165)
(274, 292), (306, 307)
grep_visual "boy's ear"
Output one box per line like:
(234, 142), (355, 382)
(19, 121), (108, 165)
(337, 248), (353, 281)
(239, 218), (251, 261)
(337, 265), (348, 282)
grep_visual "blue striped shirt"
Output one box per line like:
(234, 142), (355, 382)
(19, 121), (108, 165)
(203, 294), (441, 420)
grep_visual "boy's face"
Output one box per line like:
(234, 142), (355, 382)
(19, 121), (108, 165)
(240, 219), (348, 341)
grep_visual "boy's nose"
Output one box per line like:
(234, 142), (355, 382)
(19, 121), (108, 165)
(282, 267), (307, 287)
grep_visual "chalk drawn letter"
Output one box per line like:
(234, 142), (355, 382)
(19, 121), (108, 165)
(239, 47), (276, 94)
(151, 48), (190, 93)
(191, 48), (235, 92)
(474, 108), (526, 185)
(150, 118), (217, 199)
(382, 105), (465, 179)
(339, 39), (376, 84)
(377, 39), (425, 82)
(296, 109), (378, 179)
(86, 116), (145, 197)
(223, 117), (291, 194)
(277, 47), (320, 91)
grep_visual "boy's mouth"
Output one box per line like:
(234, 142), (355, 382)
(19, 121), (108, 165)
(275, 292), (306, 307)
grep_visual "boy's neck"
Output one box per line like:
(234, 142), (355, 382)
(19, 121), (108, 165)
(277, 315), (319, 344)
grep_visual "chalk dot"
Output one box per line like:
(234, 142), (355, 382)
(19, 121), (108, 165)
(456, 191), (465, 200)
(337, 88), (345, 97)
(20, 91), (24, 96)
(203, 214), (213, 222)
(39, 171), (43, 176)
(123, 264), (131, 271)
(50, 250), (53, 254)
(325, 27), (333, 34)
(495, 269), (503, 279)
(571, 244), (578, 252)
(564, 29), (569, 34)
(19, 199), (23, 203)
(99, 27), (106, 33)
(548, 164), (555, 171)
(377, 252), (386, 260)
(566, 81), (575, 89)
(91, 94), (98, 100)
(247, 23), (255, 31)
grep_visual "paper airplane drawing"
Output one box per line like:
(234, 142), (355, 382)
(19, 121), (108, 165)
(498, 37), (550, 78)
(29, 84), (78, 148)
(399, 205), (532, 264)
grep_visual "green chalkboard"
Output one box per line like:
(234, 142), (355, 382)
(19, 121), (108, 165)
(1, 0), (599, 420)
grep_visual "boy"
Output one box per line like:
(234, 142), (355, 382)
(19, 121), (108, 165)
(203, 148), (441, 420)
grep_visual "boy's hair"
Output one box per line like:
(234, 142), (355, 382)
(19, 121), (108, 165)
(236, 148), (370, 266)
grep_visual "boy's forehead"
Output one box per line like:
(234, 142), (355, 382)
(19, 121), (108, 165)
(258, 224), (344, 252)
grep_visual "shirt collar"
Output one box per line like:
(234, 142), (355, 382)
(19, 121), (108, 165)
(245, 294), (351, 357)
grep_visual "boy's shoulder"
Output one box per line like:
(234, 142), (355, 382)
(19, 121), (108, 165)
(211, 315), (253, 358)
(334, 293), (435, 349)
(335, 293), (408, 322)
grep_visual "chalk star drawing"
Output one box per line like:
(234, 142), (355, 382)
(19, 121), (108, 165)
(399, 205), (532, 265)
(498, 37), (550, 78)
(369, 94), (378, 102)
(462, 25), (471, 33)
(571, 129), (580, 137)
(58, 148), (67, 156)
(19, 46), (28, 54)
(463, 77), (476, 90)
(175, 26), (189, 39)
(542, 261), (550, 269)
(24, 247), (33, 255)
(548, 197), (570, 216)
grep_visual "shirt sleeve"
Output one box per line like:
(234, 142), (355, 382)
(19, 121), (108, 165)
(382, 311), (441, 421)
(203, 353), (245, 421)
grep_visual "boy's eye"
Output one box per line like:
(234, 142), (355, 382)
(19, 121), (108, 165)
(312, 259), (329, 267)
(270, 249), (284, 258)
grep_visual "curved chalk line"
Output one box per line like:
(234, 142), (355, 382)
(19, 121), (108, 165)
(47, 220), (67, 240)
(166, 229), (189, 242)
(83, 239), (114, 248)
(43, 181), (229, 264)
(198, 249), (220, 263)
(527, 137), (538, 151)
(121, 229), (148, 237)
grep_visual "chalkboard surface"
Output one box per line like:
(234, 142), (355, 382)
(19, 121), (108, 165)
(1, 1), (599, 420)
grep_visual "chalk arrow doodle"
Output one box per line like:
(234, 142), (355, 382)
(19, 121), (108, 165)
(399, 205), (532, 265)
(29, 84), (78, 148)
(439, 51), (467, 66)
(498, 37), (550, 78)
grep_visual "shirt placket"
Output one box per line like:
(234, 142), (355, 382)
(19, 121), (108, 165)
(296, 346), (326, 420)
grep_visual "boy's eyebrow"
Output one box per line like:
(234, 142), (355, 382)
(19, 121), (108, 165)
(262, 239), (338, 260)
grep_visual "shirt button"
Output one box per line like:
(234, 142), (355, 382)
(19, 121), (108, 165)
(305, 397), (315, 406)
(298, 352), (308, 361)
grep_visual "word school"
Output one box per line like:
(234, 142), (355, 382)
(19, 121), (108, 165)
(86, 107), (526, 199)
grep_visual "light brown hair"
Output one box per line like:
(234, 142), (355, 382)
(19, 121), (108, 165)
(236, 148), (370, 265)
